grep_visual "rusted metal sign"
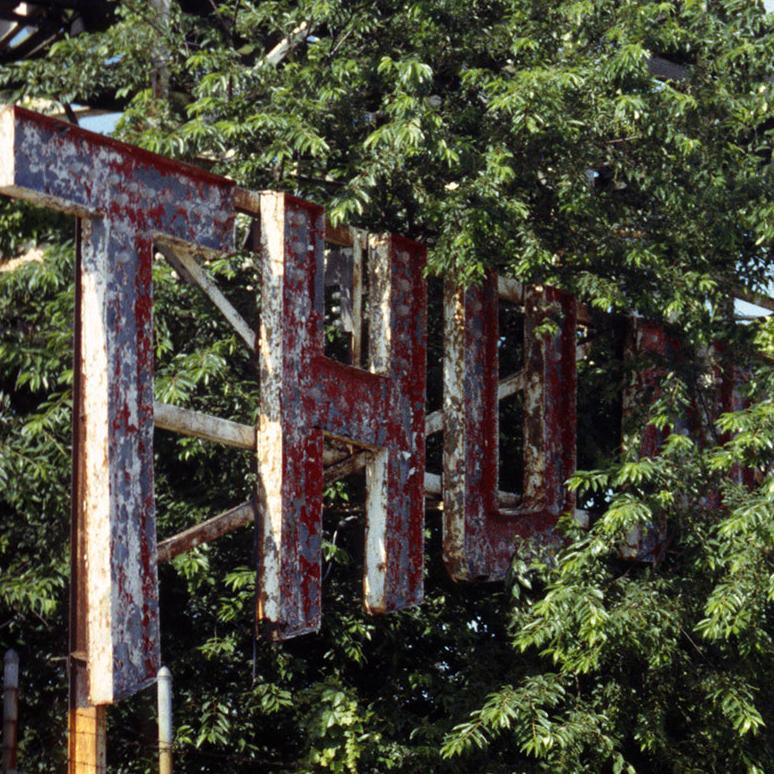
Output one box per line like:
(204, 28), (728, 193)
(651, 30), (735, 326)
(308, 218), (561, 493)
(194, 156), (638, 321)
(256, 192), (426, 639)
(0, 106), (584, 662)
(3, 104), (770, 771)
(0, 107), (582, 696)
(0, 105), (235, 703)
(443, 276), (577, 580)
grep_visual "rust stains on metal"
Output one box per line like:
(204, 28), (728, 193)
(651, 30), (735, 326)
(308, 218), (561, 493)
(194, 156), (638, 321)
(157, 501), (256, 563)
(619, 319), (676, 561)
(154, 401), (254, 449)
(0, 105), (235, 705)
(256, 193), (426, 640)
(442, 275), (577, 581)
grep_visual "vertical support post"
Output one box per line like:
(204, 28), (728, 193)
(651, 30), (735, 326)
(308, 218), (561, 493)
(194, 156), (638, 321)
(69, 220), (107, 774)
(68, 706), (106, 773)
(351, 229), (365, 367)
(3, 649), (18, 774)
(157, 667), (173, 774)
(151, 0), (170, 99)
(520, 285), (577, 518)
(619, 318), (678, 561)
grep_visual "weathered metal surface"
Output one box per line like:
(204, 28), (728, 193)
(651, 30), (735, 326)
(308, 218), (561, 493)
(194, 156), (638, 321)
(156, 243), (256, 351)
(157, 667), (173, 774)
(0, 105), (235, 704)
(443, 275), (577, 581)
(256, 192), (426, 639)
(718, 357), (757, 489)
(154, 401), (254, 449)
(157, 430), (528, 567)
(69, 222), (105, 771)
(425, 370), (524, 439)
(521, 286), (578, 521)
(157, 500), (256, 563)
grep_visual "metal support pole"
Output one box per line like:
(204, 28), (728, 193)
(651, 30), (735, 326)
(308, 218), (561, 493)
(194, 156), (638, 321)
(68, 220), (107, 773)
(158, 666), (173, 774)
(3, 649), (18, 774)
(151, 0), (170, 99)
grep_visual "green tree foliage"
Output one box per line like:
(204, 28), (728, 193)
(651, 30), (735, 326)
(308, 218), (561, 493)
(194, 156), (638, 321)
(0, 0), (772, 771)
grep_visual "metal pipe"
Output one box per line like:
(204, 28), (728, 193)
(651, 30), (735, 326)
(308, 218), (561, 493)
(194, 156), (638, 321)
(158, 666), (173, 774)
(3, 649), (18, 774)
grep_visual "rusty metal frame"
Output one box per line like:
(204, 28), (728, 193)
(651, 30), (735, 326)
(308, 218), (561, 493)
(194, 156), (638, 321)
(250, 191), (427, 639)
(442, 274), (578, 580)
(2, 106), (771, 771)
(0, 105), (235, 711)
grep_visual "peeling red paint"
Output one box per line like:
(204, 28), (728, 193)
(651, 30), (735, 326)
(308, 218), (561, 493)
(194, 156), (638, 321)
(0, 105), (235, 704)
(256, 193), (426, 640)
(443, 277), (577, 581)
(7, 103), (753, 694)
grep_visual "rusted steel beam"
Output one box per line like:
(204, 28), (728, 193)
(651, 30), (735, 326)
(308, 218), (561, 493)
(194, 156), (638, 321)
(157, 501), (255, 563)
(156, 243), (256, 351)
(153, 357), (528, 566)
(425, 370), (525, 438)
(0, 105), (235, 705)
(256, 192), (426, 639)
(323, 449), (372, 483)
(443, 275), (577, 581)
(425, 472), (520, 508)
(497, 369), (525, 402)
(154, 401), (254, 449)
(156, 462), (525, 564)
(234, 186), (261, 215)
(325, 365), (524, 470)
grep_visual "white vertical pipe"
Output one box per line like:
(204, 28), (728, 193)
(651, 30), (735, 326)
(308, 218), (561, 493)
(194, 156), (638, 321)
(157, 666), (173, 774)
(3, 649), (18, 774)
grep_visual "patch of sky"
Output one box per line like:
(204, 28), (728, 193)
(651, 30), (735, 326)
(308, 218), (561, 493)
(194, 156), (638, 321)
(735, 298), (772, 323)
(80, 112), (122, 135)
(8, 27), (32, 47)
